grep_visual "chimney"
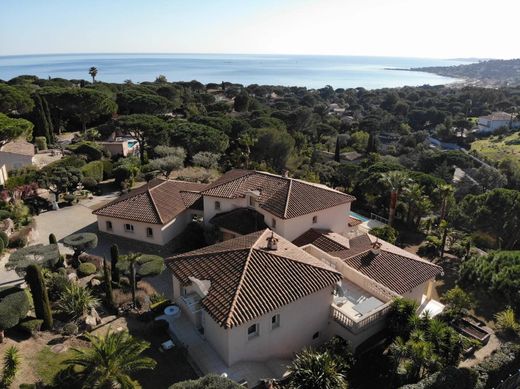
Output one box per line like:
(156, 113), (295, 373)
(266, 232), (278, 250)
(282, 169), (289, 178)
(371, 239), (382, 256)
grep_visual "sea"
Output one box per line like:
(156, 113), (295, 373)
(0, 53), (472, 90)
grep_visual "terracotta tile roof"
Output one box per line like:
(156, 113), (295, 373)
(348, 216), (363, 227)
(93, 179), (206, 224)
(202, 170), (355, 219)
(293, 229), (442, 295)
(210, 208), (268, 235)
(166, 229), (342, 328)
(1, 140), (35, 156)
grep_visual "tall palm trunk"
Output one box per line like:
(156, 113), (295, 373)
(389, 191), (398, 226)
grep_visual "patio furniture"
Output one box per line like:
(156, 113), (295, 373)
(352, 296), (383, 316)
(164, 305), (181, 319)
(161, 339), (175, 351)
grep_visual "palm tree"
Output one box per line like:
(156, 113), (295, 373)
(88, 67), (98, 83)
(435, 183), (454, 222)
(404, 183), (425, 225)
(380, 171), (411, 226)
(64, 330), (156, 388)
(288, 348), (348, 389)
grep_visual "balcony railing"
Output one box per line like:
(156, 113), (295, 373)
(330, 302), (392, 334)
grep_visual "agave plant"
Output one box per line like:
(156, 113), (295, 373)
(494, 307), (520, 336)
(288, 348), (348, 389)
(57, 283), (99, 321)
(64, 330), (156, 388)
(2, 346), (20, 387)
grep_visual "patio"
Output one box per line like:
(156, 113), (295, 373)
(161, 313), (290, 387)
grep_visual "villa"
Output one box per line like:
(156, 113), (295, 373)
(93, 178), (206, 245)
(0, 139), (35, 171)
(477, 111), (520, 133)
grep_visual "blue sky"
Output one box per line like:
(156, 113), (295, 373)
(1, 0), (518, 58)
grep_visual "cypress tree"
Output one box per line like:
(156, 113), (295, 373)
(30, 94), (51, 144)
(41, 95), (54, 143)
(110, 244), (120, 283)
(103, 257), (114, 308)
(366, 130), (378, 154)
(25, 264), (53, 330)
(48, 233), (57, 244)
(334, 137), (341, 162)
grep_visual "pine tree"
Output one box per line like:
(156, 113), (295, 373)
(25, 264), (53, 330)
(110, 244), (120, 283)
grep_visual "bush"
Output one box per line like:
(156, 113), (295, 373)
(7, 244), (60, 275)
(370, 225), (398, 244)
(136, 256), (165, 277)
(494, 307), (520, 337)
(0, 289), (29, 334)
(46, 273), (71, 301)
(34, 136), (47, 151)
(0, 210), (11, 220)
(18, 318), (43, 335)
(57, 283), (99, 320)
(81, 176), (98, 190)
(102, 160), (113, 180)
(0, 239), (4, 254)
(68, 141), (103, 162)
(81, 161), (104, 182)
(471, 231), (497, 250)
(62, 322), (78, 336)
(399, 366), (477, 389)
(0, 232), (8, 248)
(78, 262), (97, 277)
(169, 374), (243, 389)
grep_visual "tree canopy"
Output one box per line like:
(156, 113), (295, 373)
(0, 113), (33, 147)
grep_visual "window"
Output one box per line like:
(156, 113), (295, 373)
(271, 314), (280, 329)
(271, 218), (276, 228)
(146, 227), (153, 237)
(312, 215), (318, 224)
(124, 224), (134, 233)
(215, 201), (221, 210)
(312, 331), (320, 340)
(247, 323), (259, 339)
(106, 221), (113, 231)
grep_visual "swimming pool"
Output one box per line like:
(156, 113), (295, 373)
(349, 211), (369, 222)
(128, 140), (138, 148)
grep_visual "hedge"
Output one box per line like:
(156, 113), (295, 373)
(78, 262), (97, 277)
(169, 374), (243, 389)
(81, 161), (104, 183)
(0, 289), (29, 331)
(18, 318), (43, 334)
(67, 141), (103, 162)
(7, 244), (60, 275)
(102, 160), (113, 180)
(34, 136), (47, 151)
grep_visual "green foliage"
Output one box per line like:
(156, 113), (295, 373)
(62, 322), (78, 336)
(169, 374), (243, 389)
(0, 84), (34, 114)
(398, 366), (477, 389)
(78, 262), (97, 277)
(25, 264), (53, 330)
(102, 258), (113, 308)
(0, 113), (33, 147)
(0, 233), (7, 251)
(288, 348), (348, 389)
(18, 318), (43, 334)
(388, 298), (419, 338)
(34, 136), (47, 150)
(48, 233), (57, 245)
(170, 121), (229, 158)
(370, 225), (398, 244)
(1, 346), (21, 387)
(68, 141), (103, 162)
(110, 244), (120, 283)
(494, 307), (520, 337)
(80, 160), (104, 182)
(45, 272), (71, 301)
(442, 287), (473, 319)
(64, 330), (156, 387)
(250, 127), (295, 171)
(0, 288), (29, 332)
(459, 251), (520, 306)
(192, 151), (220, 169)
(7, 244), (60, 275)
(57, 283), (99, 321)
(63, 233), (98, 257)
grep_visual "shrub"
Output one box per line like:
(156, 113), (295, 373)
(0, 232), (8, 249)
(68, 141), (103, 161)
(102, 160), (113, 180)
(1, 346), (21, 387)
(494, 307), (520, 337)
(442, 287), (473, 319)
(62, 322), (78, 336)
(63, 193), (76, 204)
(0, 210), (11, 221)
(81, 176), (98, 190)
(471, 231), (497, 250)
(81, 161), (104, 182)
(113, 165), (133, 186)
(48, 233), (57, 244)
(34, 136), (47, 151)
(0, 239), (4, 254)
(136, 255), (165, 277)
(370, 225), (398, 244)
(169, 374), (243, 389)
(18, 318), (43, 335)
(0, 289), (29, 339)
(7, 244), (60, 275)
(57, 283), (99, 320)
(78, 262), (97, 277)
(46, 273), (71, 301)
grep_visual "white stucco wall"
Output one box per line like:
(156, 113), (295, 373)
(202, 286), (335, 366)
(0, 165), (7, 186)
(96, 210), (194, 245)
(203, 196), (248, 224)
(0, 152), (34, 171)
(401, 280), (429, 304)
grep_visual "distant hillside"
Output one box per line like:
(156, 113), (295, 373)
(412, 58), (520, 87)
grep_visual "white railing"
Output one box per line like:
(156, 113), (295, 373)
(370, 213), (389, 224)
(330, 302), (392, 334)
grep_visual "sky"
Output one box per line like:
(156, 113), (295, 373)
(1, 0), (519, 58)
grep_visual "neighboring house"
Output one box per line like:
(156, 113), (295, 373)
(201, 169), (355, 241)
(167, 229), (342, 366)
(98, 138), (139, 157)
(93, 179), (206, 245)
(0, 140), (35, 171)
(477, 112), (520, 133)
(166, 228), (442, 369)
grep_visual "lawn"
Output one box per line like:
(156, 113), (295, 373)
(471, 132), (520, 163)
(33, 346), (78, 385)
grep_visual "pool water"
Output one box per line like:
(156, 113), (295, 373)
(350, 211), (369, 222)
(128, 140), (138, 148)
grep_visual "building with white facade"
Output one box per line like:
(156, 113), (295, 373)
(477, 112), (520, 133)
(0, 140), (35, 171)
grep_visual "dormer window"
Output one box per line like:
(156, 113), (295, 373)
(215, 201), (221, 210)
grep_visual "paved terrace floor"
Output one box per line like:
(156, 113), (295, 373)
(160, 313), (290, 387)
